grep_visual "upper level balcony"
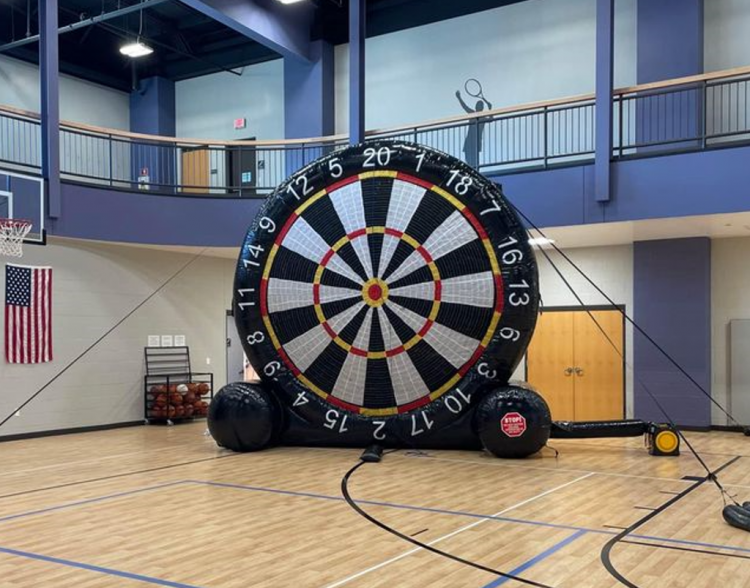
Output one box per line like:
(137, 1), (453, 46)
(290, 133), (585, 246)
(2, 66), (750, 247)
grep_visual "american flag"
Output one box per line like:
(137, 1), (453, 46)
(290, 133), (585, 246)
(4, 264), (52, 364)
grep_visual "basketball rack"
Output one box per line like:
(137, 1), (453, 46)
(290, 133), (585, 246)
(144, 346), (214, 425)
(0, 218), (32, 257)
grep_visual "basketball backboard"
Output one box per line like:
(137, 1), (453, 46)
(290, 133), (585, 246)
(0, 171), (45, 244)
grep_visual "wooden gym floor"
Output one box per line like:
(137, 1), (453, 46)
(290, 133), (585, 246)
(0, 424), (749, 587)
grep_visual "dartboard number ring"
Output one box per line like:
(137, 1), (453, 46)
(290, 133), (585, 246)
(235, 141), (538, 443)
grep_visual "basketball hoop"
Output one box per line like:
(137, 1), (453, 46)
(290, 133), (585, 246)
(0, 219), (32, 257)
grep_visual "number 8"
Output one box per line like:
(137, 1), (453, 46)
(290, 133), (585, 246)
(247, 332), (265, 345)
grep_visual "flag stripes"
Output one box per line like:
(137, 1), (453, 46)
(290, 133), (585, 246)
(5, 264), (52, 364)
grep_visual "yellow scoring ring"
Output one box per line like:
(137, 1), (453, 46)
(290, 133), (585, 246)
(312, 226), (442, 360)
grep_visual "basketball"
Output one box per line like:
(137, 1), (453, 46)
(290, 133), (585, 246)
(185, 392), (196, 404)
(177, 384), (189, 394)
(198, 383), (210, 394)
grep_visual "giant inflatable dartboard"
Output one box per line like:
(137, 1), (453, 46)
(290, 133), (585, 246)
(235, 141), (539, 444)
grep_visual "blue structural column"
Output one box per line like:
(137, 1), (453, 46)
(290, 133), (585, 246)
(633, 238), (712, 428)
(40, 0), (61, 219)
(284, 41), (334, 173)
(130, 77), (176, 136)
(636, 0), (704, 149)
(284, 41), (334, 139)
(637, 0), (703, 83)
(594, 0), (614, 203)
(349, 0), (366, 145)
(130, 77), (177, 189)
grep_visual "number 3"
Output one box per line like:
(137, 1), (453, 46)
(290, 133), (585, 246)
(477, 362), (497, 380)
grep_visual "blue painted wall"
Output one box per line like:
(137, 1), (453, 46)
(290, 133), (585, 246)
(50, 183), (262, 247)
(492, 143), (750, 229)
(633, 238), (711, 427)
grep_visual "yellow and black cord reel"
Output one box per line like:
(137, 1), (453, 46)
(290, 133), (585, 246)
(647, 423), (680, 456)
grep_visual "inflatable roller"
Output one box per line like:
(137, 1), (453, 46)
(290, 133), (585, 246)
(551, 420), (679, 456)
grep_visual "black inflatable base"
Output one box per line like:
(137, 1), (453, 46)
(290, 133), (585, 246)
(208, 382), (676, 459)
(723, 505), (750, 532)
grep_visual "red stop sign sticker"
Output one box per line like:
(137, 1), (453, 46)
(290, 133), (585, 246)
(500, 412), (526, 437)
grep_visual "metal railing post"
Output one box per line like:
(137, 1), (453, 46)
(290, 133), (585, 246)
(543, 107), (548, 169)
(108, 134), (113, 186)
(701, 81), (707, 150)
(618, 95), (624, 158)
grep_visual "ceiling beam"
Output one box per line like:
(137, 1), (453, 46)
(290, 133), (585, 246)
(0, 0), (170, 54)
(177, 0), (312, 61)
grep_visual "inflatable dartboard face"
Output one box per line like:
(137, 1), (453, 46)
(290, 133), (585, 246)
(234, 141), (538, 444)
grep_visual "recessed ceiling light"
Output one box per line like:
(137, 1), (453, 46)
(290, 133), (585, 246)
(276, 0), (306, 4)
(528, 237), (556, 246)
(120, 40), (154, 58)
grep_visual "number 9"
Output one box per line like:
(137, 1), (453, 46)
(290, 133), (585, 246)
(264, 361), (281, 376)
(259, 217), (276, 233)
(499, 328), (521, 342)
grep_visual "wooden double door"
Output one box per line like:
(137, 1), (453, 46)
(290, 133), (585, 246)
(526, 309), (624, 422)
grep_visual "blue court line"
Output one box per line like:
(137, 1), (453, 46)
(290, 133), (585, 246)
(189, 479), (750, 556)
(0, 546), (206, 588)
(481, 530), (588, 588)
(0, 480), (188, 524)
(1, 475), (749, 588)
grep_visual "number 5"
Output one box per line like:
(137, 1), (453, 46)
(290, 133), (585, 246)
(329, 158), (343, 178)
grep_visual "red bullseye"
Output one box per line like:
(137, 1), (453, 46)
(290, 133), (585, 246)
(368, 284), (383, 300)
(361, 278), (389, 308)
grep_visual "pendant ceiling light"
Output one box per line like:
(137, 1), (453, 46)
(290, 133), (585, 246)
(120, 5), (153, 58)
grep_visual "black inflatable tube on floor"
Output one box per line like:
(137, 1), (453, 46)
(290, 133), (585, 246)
(724, 505), (750, 532)
(550, 420), (648, 439)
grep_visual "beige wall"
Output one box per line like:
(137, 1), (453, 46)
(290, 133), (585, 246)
(0, 238), (235, 437)
(2, 235), (746, 435)
(512, 244), (635, 417)
(712, 237), (750, 426)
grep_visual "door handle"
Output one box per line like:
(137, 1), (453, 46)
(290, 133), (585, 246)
(564, 367), (574, 376)
(574, 367), (584, 376)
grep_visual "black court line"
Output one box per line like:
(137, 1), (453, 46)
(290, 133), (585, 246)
(633, 506), (658, 511)
(0, 453), (243, 502)
(409, 528), (429, 537)
(603, 525), (628, 530)
(620, 539), (750, 561)
(600, 455), (742, 588)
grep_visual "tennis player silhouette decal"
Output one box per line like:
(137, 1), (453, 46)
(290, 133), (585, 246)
(456, 78), (492, 168)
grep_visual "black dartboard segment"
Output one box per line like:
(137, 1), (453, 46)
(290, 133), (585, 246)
(235, 141), (538, 443)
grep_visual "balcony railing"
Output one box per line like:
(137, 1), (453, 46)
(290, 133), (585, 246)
(2, 65), (750, 197)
